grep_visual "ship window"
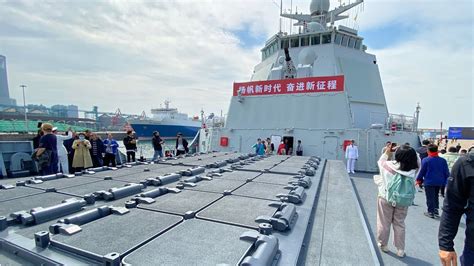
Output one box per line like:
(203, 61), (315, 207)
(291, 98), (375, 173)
(322, 34), (331, 44)
(301, 36), (309, 46)
(281, 39), (289, 49)
(290, 38), (299, 48)
(335, 33), (342, 45)
(348, 37), (355, 48)
(355, 39), (362, 49)
(311, 35), (320, 45)
(341, 35), (349, 46)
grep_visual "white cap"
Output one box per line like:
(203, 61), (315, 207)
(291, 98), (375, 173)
(52, 127), (58, 131)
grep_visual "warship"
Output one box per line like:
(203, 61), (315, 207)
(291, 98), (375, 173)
(199, 0), (420, 172)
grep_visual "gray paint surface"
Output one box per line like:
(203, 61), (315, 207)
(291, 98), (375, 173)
(233, 181), (288, 201)
(138, 189), (222, 215)
(122, 219), (250, 265)
(304, 160), (376, 265)
(197, 195), (276, 228)
(0, 186), (43, 202)
(52, 209), (182, 256)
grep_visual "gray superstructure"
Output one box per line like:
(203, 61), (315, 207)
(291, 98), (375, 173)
(200, 0), (420, 172)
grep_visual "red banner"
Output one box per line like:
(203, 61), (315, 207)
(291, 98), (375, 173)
(233, 75), (344, 96)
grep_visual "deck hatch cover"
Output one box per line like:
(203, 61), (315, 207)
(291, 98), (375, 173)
(122, 219), (250, 265)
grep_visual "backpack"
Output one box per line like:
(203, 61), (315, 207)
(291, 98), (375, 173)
(386, 173), (416, 207)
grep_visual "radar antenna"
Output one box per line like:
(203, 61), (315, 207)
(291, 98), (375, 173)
(280, 0), (364, 30)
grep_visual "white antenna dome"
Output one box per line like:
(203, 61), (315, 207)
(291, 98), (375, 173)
(307, 22), (325, 32)
(310, 0), (330, 15)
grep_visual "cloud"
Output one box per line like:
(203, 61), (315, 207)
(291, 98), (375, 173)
(0, 0), (472, 128)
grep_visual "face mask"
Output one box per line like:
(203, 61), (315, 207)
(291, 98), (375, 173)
(79, 136), (85, 141)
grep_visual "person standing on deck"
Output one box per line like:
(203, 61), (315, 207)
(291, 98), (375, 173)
(89, 133), (104, 167)
(34, 123), (58, 175)
(152, 131), (164, 160)
(417, 139), (431, 161)
(265, 138), (273, 155)
(416, 144), (450, 218)
(72, 133), (93, 171)
(175, 133), (188, 156)
(439, 146), (460, 197)
(438, 149), (474, 266)
(123, 131), (137, 162)
(252, 138), (265, 155)
(375, 144), (419, 258)
(52, 127), (73, 174)
(63, 132), (77, 174)
(103, 133), (119, 167)
(277, 141), (286, 155)
(345, 140), (359, 174)
(296, 140), (303, 156)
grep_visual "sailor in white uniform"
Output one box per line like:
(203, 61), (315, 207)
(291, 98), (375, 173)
(345, 140), (359, 174)
(53, 127), (73, 174)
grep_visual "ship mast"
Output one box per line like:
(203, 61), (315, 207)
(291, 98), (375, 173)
(280, 0), (364, 30)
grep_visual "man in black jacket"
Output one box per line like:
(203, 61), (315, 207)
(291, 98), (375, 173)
(123, 131), (137, 162)
(152, 131), (164, 161)
(439, 149), (474, 266)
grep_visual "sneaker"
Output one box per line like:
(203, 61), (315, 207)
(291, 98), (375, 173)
(351, 171), (356, 174)
(397, 250), (405, 258)
(378, 243), (389, 253)
(424, 212), (434, 218)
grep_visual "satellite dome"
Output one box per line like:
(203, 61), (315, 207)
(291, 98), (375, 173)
(310, 0), (330, 15)
(307, 22), (325, 32)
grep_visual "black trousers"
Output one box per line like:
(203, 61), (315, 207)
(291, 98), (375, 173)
(296, 151), (303, 156)
(103, 153), (116, 167)
(424, 185), (441, 213)
(91, 155), (103, 167)
(127, 151), (136, 162)
(176, 150), (186, 156)
(440, 186), (446, 196)
(67, 153), (75, 174)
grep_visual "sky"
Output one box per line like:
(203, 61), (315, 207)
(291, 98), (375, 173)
(0, 0), (472, 129)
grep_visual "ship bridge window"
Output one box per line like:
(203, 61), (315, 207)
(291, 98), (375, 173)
(355, 39), (362, 49)
(290, 38), (300, 48)
(348, 37), (355, 48)
(281, 39), (289, 49)
(271, 41), (278, 53)
(341, 35), (349, 46)
(311, 35), (320, 45)
(335, 33), (342, 45)
(322, 34), (331, 44)
(301, 36), (309, 46)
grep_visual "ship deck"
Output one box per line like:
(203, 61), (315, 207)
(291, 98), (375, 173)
(0, 154), (466, 265)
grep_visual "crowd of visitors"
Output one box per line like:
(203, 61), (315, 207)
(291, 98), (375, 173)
(252, 137), (303, 156)
(32, 123), (120, 174)
(371, 137), (473, 264)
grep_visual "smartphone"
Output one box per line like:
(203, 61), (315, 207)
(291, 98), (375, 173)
(391, 143), (397, 151)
